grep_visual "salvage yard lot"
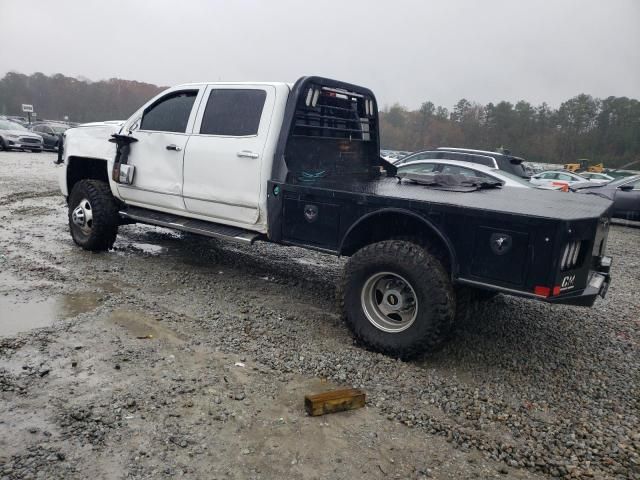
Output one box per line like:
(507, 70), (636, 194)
(0, 151), (638, 479)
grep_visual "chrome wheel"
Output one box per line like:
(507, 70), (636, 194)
(71, 198), (93, 235)
(361, 272), (418, 333)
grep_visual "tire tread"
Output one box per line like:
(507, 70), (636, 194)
(337, 240), (454, 359)
(68, 179), (119, 251)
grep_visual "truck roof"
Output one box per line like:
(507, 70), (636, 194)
(173, 81), (292, 88)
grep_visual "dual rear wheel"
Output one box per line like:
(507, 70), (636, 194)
(339, 240), (490, 359)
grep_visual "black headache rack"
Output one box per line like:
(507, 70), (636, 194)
(271, 76), (387, 184)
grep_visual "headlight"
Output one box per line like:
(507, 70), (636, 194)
(6, 134), (19, 139)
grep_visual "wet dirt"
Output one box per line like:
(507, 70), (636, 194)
(1, 152), (638, 480)
(109, 308), (185, 343)
(0, 270), (102, 337)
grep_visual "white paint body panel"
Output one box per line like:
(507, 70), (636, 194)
(115, 85), (205, 211)
(182, 84), (281, 226)
(58, 121), (123, 197)
(59, 82), (291, 233)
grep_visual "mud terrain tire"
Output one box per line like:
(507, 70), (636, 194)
(339, 240), (455, 359)
(68, 179), (119, 251)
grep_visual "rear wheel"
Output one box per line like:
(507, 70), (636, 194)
(339, 240), (455, 359)
(68, 180), (119, 251)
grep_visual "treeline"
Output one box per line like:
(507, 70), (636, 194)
(0, 72), (164, 123)
(1, 72), (638, 168)
(380, 95), (640, 168)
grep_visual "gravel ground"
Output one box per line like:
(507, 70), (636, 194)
(0, 151), (638, 480)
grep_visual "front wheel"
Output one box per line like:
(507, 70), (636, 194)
(339, 240), (455, 359)
(68, 179), (119, 251)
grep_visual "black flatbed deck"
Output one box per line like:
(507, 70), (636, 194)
(285, 176), (612, 221)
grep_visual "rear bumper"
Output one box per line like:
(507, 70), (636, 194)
(545, 272), (610, 306)
(545, 258), (611, 307)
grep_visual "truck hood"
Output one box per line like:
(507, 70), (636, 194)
(76, 120), (125, 129)
(62, 121), (124, 166)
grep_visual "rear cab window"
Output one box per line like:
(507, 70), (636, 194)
(199, 89), (267, 136)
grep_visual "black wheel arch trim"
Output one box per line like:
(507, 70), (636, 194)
(338, 207), (458, 277)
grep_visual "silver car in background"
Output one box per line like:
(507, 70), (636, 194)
(0, 119), (44, 152)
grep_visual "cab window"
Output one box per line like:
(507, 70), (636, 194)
(199, 89), (266, 136)
(140, 90), (198, 133)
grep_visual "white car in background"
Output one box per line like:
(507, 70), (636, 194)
(579, 172), (614, 183)
(396, 159), (546, 189)
(529, 170), (587, 189)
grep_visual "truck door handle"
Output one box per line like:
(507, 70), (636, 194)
(237, 150), (259, 159)
(166, 144), (182, 151)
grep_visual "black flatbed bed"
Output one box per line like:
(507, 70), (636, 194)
(284, 176), (612, 221)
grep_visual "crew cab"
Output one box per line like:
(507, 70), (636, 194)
(57, 76), (613, 359)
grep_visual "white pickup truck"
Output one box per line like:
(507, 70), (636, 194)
(57, 76), (612, 359)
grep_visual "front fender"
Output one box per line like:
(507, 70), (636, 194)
(59, 123), (122, 198)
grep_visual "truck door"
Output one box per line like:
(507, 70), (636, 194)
(182, 85), (275, 226)
(116, 88), (202, 211)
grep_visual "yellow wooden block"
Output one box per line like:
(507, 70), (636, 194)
(304, 388), (366, 416)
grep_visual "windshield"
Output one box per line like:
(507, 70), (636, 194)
(49, 125), (68, 133)
(0, 120), (28, 131)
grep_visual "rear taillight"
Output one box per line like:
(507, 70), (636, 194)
(560, 241), (582, 271)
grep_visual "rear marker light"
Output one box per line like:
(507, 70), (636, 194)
(534, 286), (551, 297)
(534, 286), (562, 297)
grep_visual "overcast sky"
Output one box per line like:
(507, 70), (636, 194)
(1, 0), (638, 110)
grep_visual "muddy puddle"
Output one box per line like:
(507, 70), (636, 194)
(0, 271), (102, 337)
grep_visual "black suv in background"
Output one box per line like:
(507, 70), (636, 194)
(395, 147), (529, 178)
(30, 122), (70, 151)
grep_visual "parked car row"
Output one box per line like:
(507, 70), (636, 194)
(396, 159), (554, 190)
(389, 147), (639, 221)
(395, 147), (529, 178)
(0, 118), (72, 152)
(571, 175), (640, 221)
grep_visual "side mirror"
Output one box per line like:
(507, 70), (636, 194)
(619, 184), (634, 192)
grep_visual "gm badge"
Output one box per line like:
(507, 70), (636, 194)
(304, 204), (318, 223)
(490, 233), (512, 255)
